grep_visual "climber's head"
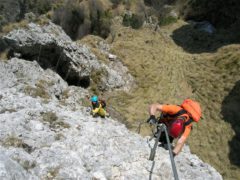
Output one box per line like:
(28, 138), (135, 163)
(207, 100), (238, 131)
(168, 119), (184, 138)
(91, 95), (98, 103)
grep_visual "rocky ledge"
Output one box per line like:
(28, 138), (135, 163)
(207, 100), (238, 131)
(3, 22), (133, 91)
(0, 58), (222, 179)
(0, 21), (222, 180)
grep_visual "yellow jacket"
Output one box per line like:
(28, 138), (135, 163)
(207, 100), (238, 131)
(92, 103), (106, 117)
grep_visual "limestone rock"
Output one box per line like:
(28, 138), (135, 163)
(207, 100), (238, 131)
(0, 58), (222, 180)
(0, 58), (68, 100)
(3, 22), (133, 91)
(0, 152), (36, 180)
(108, 54), (117, 61)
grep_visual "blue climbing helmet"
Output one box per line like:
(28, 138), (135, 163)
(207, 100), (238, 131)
(91, 95), (98, 102)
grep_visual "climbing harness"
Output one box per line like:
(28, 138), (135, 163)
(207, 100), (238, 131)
(149, 123), (179, 180)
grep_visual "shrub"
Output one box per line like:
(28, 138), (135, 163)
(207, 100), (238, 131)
(90, 10), (112, 38)
(24, 83), (51, 100)
(52, 0), (113, 39)
(45, 167), (60, 179)
(55, 133), (64, 141)
(158, 16), (177, 26)
(90, 68), (108, 94)
(25, 0), (56, 15)
(52, 0), (86, 39)
(2, 135), (33, 153)
(1, 20), (28, 34)
(123, 13), (144, 29)
(41, 111), (70, 129)
(0, 49), (9, 61)
(0, 15), (7, 31)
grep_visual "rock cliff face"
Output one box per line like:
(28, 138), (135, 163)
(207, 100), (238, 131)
(0, 22), (222, 179)
(3, 22), (133, 91)
(0, 57), (222, 179)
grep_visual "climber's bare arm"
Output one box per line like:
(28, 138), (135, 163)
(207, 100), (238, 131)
(149, 104), (163, 115)
(173, 125), (191, 155)
(173, 137), (186, 155)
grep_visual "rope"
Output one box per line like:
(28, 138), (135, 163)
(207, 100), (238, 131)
(55, 52), (62, 71)
(64, 68), (70, 81)
(162, 124), (179, 180)
(37, 44), (42, 62)
(148, 123), (179, 180)
(149, 124), (162, 161)
(136, 121), (148, 134)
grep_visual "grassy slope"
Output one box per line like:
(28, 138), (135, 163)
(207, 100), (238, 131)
(186, 46), (240, 179)
(108, 21), (193, 127)
(83, 20), (239, 179)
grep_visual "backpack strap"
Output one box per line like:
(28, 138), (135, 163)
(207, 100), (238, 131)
(165, 109), (188, 118)
(184, 118), (194, 126)
(161, 108), (194, 126)
(100, 100), (106, 108)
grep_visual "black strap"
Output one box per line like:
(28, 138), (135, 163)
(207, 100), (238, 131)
(160, 109), (194, 126)
(184, 118), (194, 126)
(163, 109), (187, 118)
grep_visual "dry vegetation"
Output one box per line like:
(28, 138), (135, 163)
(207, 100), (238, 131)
(2, 135), (33, 153)
(106, 21), (193, 131)
(41, 111), (70, 130)
(24, 80), (52, 100)
(1, 20), (28, 34)
(79, 35), (110, 64)
(0, 49), (9, 60)
(81, 20), (240, 179)
(51, 0), (177, 40)
(1, 0), (240, 179)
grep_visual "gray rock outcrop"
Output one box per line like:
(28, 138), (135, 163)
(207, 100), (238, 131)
(0, 57), (222, 179)
(3, 22), (133, 91)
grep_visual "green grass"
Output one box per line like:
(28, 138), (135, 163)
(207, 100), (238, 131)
(159, 16), (178, 26)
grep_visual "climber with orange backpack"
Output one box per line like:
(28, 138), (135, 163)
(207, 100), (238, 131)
(147, 99), (201, 157)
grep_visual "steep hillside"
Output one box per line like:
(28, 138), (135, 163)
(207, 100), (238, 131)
(81, 20), (240, 179)
(185, 45), (240, 179)
(0, 59), (221, 179)
(0, 23), (222, 179)
(1, 0), (240, 179)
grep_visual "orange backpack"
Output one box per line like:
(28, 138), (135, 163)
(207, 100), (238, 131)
(181, 99), (201, 122)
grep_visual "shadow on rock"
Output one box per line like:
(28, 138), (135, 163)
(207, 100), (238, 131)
(221, 80), (240, 166)
(171, 23), (240, 54)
